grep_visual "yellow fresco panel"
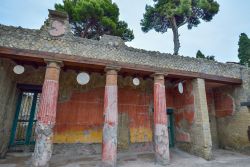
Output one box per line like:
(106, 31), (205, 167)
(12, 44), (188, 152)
(53, 129), (102, 143)
(130, 127), (152, 143)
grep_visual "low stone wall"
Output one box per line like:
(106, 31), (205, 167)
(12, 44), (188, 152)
(0, 58), (18, 158)
(0, 23), (246, 80)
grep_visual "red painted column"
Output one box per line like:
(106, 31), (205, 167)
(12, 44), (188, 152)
(102, 67), (119, 167)
(154, 73), (170, 165)
(32, 60), (62, 167)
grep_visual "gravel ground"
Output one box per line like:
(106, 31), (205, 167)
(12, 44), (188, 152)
(0, 149), (249, 167)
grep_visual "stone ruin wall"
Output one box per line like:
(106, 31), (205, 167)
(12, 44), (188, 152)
(1, 57), (250, 156)
(0, 58), (18, 158)
(214, 68), (250, 153)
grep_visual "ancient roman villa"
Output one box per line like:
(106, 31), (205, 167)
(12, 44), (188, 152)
(0, 10), (250, 167)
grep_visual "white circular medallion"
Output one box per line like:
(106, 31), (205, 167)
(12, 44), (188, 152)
(13, 65), (25, 74)
(178, 82), (184, 94)
(133, 77), (140, 86)
(77, 72), (90, 85)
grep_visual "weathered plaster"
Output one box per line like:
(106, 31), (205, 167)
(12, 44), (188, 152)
(55, 72), (154, 145)
(154, 75), (170, 165)
(32, 62), (61, 167)
(174, 79), (212, 160)
(214, 68), (250, 152)
(173, 81), (194, 143)
(2, 57), (250, 160)
(206, 89), (219, 149)
(102, 73), (118, 167)
(0, 58), (17, 158)
(32, 123), (53, 167)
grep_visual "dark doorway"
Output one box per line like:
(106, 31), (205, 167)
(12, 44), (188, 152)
(167, 109), (175, 148)
(9, 85), (42, 148)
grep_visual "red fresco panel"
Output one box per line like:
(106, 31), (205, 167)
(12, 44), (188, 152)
(214, 91), (234, 118)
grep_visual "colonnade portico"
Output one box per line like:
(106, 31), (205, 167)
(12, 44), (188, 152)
(30, 61), (172, 167)
(32, 60), (62, 167)
(0, 9), (246, 167)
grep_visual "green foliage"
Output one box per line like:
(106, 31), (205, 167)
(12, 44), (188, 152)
(238, 33), (250, 66)
(196, 50), (215, 61)
(141, 0), (219, 55)
(196, 50), (205, 58)
(206, 55), (215, 61)
(55, 0), (134, 41)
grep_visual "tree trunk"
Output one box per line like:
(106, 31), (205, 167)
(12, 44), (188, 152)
(170, 17), (180, 55)
(81, 22), (91, 38)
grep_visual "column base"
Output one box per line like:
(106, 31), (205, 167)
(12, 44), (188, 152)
(101, 162), (116, 167)
(154, 124), (170, 166)
(31, 122), (54, 167)
(155, 156), (170, 166)
(102, 123), (117, 167)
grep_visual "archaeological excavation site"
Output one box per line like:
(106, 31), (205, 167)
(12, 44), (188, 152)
(0, 10), (250, 167)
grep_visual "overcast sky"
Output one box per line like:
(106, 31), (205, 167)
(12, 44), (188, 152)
(0, 0), (249, 63)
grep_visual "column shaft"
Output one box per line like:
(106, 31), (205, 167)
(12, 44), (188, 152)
(32, 61), (61, 167)
(154, 74), (170, 165)
(102, 69), (118, 167)
(192, 78), (212, 160)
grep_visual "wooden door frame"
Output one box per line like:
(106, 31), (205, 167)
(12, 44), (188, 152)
(9, 84), (42, 147)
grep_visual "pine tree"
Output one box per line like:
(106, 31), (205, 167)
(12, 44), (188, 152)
(196, 50), (205, 58)
(55, 0), (134, 41)
(141, 0), (219, 55)
(196, 50), (215, 61)
(238, 33), (250, 66)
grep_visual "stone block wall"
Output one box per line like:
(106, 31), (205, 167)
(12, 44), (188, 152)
(190, 79), (212, 160)
(213, 68), (250, 152)
(0, 58), (18, 158)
